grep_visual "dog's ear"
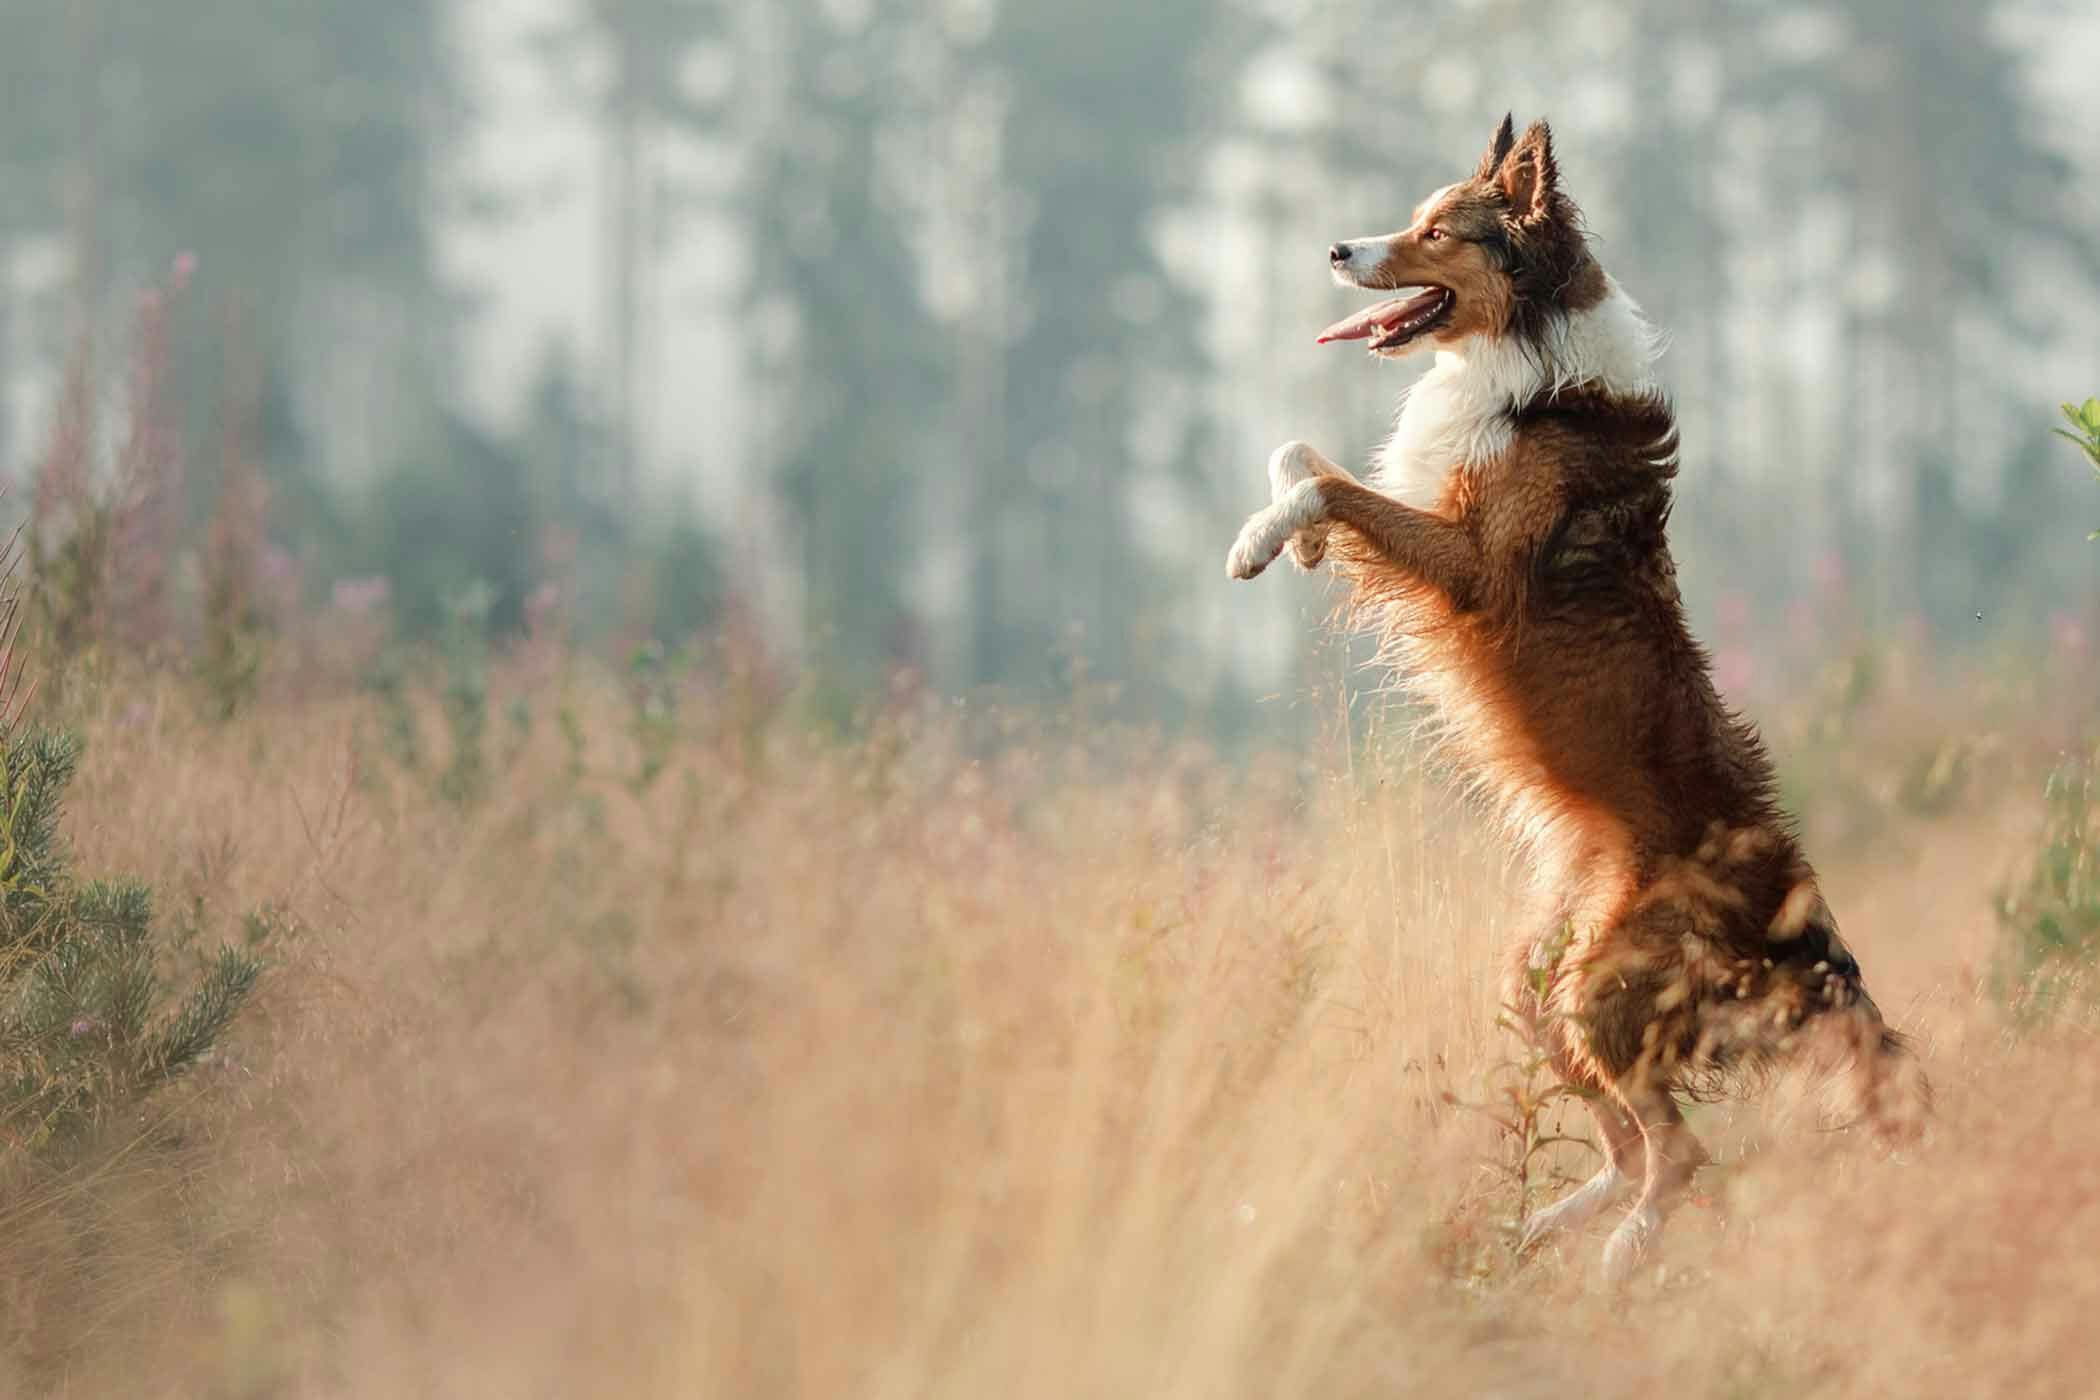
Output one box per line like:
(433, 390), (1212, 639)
(1497, 119), (1560, 224)
(1475, 113), (1517, 182)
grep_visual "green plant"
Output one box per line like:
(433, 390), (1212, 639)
(437, 582), (495, 804)
(368, 650), (425, 775)
(2057, 397), (2100, 539)
(1994, 747), (2100, 1011)
(558, 699), (588, 780)
(1442, 924), (1600, 1269)
(626, 641), (678, 791)
(28, 349), (117, 660)
(0, 730), (262, 1148)
(198, 384), (272, 721)
(30, 262), (194, 664)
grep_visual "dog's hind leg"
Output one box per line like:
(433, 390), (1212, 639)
(1518, 1097), (1640, 1254)
(1600, 1086), (1710, 1286)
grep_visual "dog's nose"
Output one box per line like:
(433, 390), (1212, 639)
(1328, 243), (1350, 266)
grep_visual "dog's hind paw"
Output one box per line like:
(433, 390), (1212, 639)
(1599, 1199), (1663, 1287)
(1517, 1163), (1626, 1254)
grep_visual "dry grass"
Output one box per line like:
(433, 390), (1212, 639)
(0, 655), (2091, 1397)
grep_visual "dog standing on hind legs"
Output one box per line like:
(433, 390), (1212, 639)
(1225, 115), (1929, 1284)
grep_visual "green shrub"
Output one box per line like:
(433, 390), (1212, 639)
(0, 730), (261, 1148)
(1994, 397), (2100, 1010)
(437, 582), (494, 804)
(1995, 747), (2100, 1010)
(626, 640), (679, 791)
(366, 417), (535, 641)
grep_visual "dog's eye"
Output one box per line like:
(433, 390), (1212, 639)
(1424, 227), (1448, 243)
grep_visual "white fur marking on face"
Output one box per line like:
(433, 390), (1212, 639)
(1372, 275), (1661, 508)
(1334, 189), (1452, 286)
(1330, 238), (1393, 286)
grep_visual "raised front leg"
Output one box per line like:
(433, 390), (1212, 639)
(1227, 469), (1483, 606)
(1265, 441), (1356, 570)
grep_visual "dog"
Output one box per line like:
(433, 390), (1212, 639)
(1226, 115), (1927, 1283)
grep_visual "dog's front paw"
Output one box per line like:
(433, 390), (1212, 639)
(1288, 528), (1329, 571)
(1267, 441), (1324, 500)
(1267, 442), (1335, 571)
(1226, 479), (1326, 581)
(1227, 511), (1286, 580)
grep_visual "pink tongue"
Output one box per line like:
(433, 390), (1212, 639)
(1316, 295), (1417, 344)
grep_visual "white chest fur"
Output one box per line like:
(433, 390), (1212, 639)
(1368, 279), (1661, 509)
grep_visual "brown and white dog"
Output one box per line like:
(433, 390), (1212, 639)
(1227, 116), (1926, 1283)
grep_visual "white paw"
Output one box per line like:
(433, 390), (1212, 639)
(1226, 479), (1326, 581)
(1267, 441), (1323, 501)
(1266, 443), (1335, 571)
(1226, 508), (1290, 580)
(1599, 1199), (1663, 1287)
(1517, 1164), (1625, 1253)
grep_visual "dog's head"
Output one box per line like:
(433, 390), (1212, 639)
(1320, 115), (1602, 357)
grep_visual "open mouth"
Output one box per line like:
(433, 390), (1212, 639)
(1316, 287), (1455, 353)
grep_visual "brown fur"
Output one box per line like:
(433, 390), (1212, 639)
(1236, 118), (1928, 1277)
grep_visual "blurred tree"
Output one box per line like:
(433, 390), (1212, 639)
(978, 0), (1223, 699)
(367, 414), (535, 640)
(734, 0), (944, 691)
(537, 0), (727, 500)
(0, 0), (461, 492)
(0, 4), (70, 473)
(644, 512), (727, 648)
(1843, 0), (2085, 634)
(518, 342), (621, 632)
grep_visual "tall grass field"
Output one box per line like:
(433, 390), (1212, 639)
(0, 633), (2095, 1398)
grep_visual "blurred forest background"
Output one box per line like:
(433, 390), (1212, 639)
(1, 0), (2096, 730)
(6, 5), (2100, 1391)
